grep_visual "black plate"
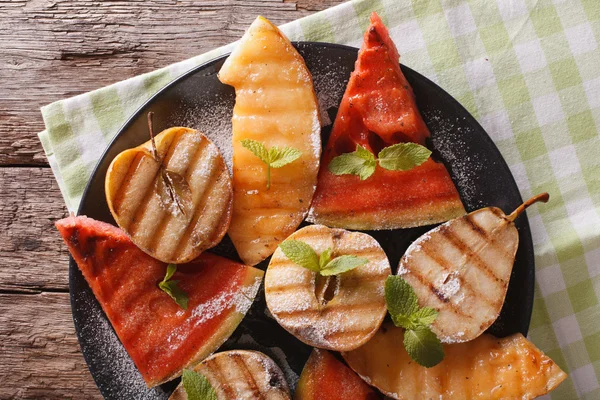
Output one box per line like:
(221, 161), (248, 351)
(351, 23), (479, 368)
(71, 42), (535, 399)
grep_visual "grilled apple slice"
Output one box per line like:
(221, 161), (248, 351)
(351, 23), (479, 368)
(399, 193), (549, 343)
(295, 349), (380, 400)
(343, 323), (567, 399)
(106, 126), (232, 264)
(265, 225), (390, 351)
(169, 350), (290, 400)
(218, 16), (321, 266)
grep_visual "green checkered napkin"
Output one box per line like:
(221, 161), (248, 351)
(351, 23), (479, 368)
(39, 0), (600, 397)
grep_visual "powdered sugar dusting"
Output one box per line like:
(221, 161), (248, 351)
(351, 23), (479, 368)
(234, 334), (300, 391)
(235, 276), (263, 315)
(165, 275), (262, 352)
(73, 291), (169, 399)
(309, 52), (348, 128)
(399, 230), (432, 271)
(438, 272), (461, 299)
(171, 92), (235, 171)
(424, 109), (485, 210)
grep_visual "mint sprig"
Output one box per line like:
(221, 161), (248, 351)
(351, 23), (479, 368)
(158, 264), (189, 310)
(182, 369), (217, 400)
(328, 143), (431, 180)
(240, 139), (302, 189)
(385, 275), (444, 367)
(278, 239), (368, 276)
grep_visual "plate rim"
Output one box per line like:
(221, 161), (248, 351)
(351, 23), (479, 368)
(69, 40), (535, 396)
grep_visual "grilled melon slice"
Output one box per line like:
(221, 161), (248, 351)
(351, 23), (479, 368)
(169, 350), (290, 400)
(343, 323), (567, 400)
(105, 126), (232, 264)
(399, 194), (549, 343)
(265, 225), (390, 351)
(295, 349), (380, 400)
(218, 16), (321, 266)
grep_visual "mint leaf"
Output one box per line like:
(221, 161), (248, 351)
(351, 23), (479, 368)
(320, 255), (369, 276)
(378, 143), (431, 171)
(182, 369), (218, 400)
(319, 248), (333, 269)
(391, 314), (418, 330)
(354, 144), (374, 160)
(158, 264), (189, 310)
(280, 240), (368, 277)
(403, 326), (444, 367)
(240, 139), (302, 189)
(279, 240), (320, 272)
(159, 280), (189, 310)
(269, 146), (302, 168)
(328, 144), (377, 180)
(240, 139), (269, 164)
(329, 143), (431, 180)
(385, 275), (419, 317)
(413, 307), (438, 326)
(164, 263), (177, 281)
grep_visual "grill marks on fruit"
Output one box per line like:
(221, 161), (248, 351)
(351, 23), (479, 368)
(343, 324), (567, 400)
(308, 13), (465, 230)
(152, 153), (218, 258)
(171, 350), (291, 400)
(417, 241), (498, 307)
(174, 168), (226, 255)
(402, 223), (509, 331)
(400, 205), (521, 343)
(276, 301), (386, 318)
(437, 224), (504, 285)
(230, 353), (264, 399)
(106, 127), (233, 263)
(402, 266), (472, 321)
(265, 225), (390, 351)
(218, 17), (320, 267)
(205, 357), (238, 399)
(130, 134), (202, 256)
(112, 152), (149, 219)
(57, 217), (263, 387)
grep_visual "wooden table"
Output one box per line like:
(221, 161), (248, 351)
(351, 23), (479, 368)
(0, 1), (343, 397)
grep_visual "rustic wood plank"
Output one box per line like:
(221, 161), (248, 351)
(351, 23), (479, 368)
(0, 0), (343, 166)
(1, 2), (346, 398)
(0, 168), (69, 292)
(0, 292), (102, 399)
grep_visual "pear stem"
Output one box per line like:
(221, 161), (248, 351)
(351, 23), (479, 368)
(506, 192), (549, 222)
(147, 112), (159, 161)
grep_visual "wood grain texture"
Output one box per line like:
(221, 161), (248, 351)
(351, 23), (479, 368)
(0, 168), (69, 292)
(0, 0), (342, 166)
(1, 1), (344, 398)
(0, 292), (102, 399)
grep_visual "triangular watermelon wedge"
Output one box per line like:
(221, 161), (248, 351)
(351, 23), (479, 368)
(308, 13), (465, 230)
(56, 216), (263, 387)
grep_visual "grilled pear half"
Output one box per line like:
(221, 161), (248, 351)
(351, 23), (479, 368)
(106, 127), (232, 264)
(265, 225), (390, 352)
(169, 350), (290, 400)
(218, 16), (321, 266)
(399, 193), (549, 343)
(342, 322), (566, 400)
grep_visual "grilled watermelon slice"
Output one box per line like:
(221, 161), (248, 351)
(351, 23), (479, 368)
(295, 349), (380, 400)
(308, 12), (465, 230)
(56, 216), (263, 387)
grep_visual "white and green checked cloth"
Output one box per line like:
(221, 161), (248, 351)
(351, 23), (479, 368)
(39, 0), (600, 397)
